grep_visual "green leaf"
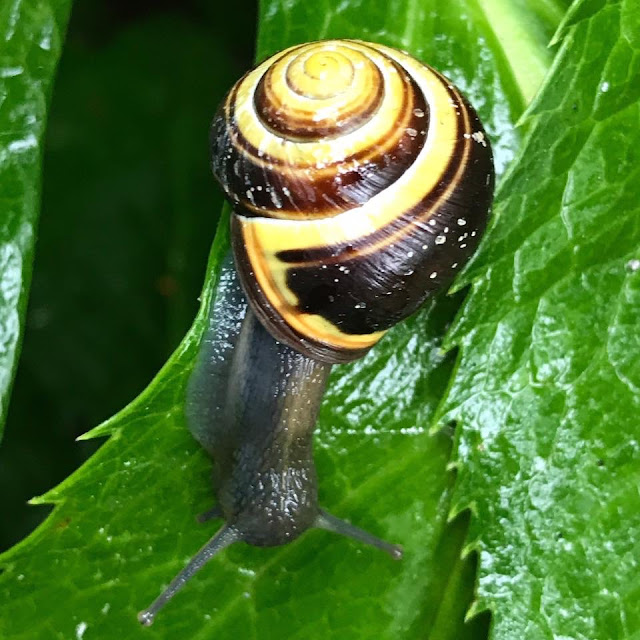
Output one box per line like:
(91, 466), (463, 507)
(0, 0), (71, 441)
(441, 0), (640, 637)
(0, 1), (563, 639)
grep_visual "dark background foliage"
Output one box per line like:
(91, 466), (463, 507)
(0, 0), (257, 550)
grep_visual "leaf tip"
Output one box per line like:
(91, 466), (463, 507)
(27, 492), (59, 506)
(77, 423), (115, 441)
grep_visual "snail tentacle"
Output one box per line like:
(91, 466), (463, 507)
(315, 509), (403, 560)
(137, 525), (241, 626)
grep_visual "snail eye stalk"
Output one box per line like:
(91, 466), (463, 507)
(314, 510), (403, 560)
(138, 525), (241, 626)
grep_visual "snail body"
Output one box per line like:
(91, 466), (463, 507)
(138, 39), (494, 625)
(191, 270), (331, 546)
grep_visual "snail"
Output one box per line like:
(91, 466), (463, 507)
(138, 39), (494, 625)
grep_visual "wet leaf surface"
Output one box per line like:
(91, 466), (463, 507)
(0, 0), (572, 638)
(441, 0), (640, 637)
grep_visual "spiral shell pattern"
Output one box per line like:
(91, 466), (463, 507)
(210, 40), (494, 363)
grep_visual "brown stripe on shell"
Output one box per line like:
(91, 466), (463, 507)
(230, 215), (371, 364)
(254, 57), (385, 141)
(210, 64), (429, 219)
(228, 58), (422, 169)
(275, 81), (469, 266)
(274, 93), (494, 337)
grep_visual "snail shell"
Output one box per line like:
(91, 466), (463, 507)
(138, 39), (494, 626)
(210, 39), (494, 363)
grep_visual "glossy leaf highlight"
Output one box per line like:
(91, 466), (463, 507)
(0, 0), (71, 440)
(442, 0), (640, 637)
